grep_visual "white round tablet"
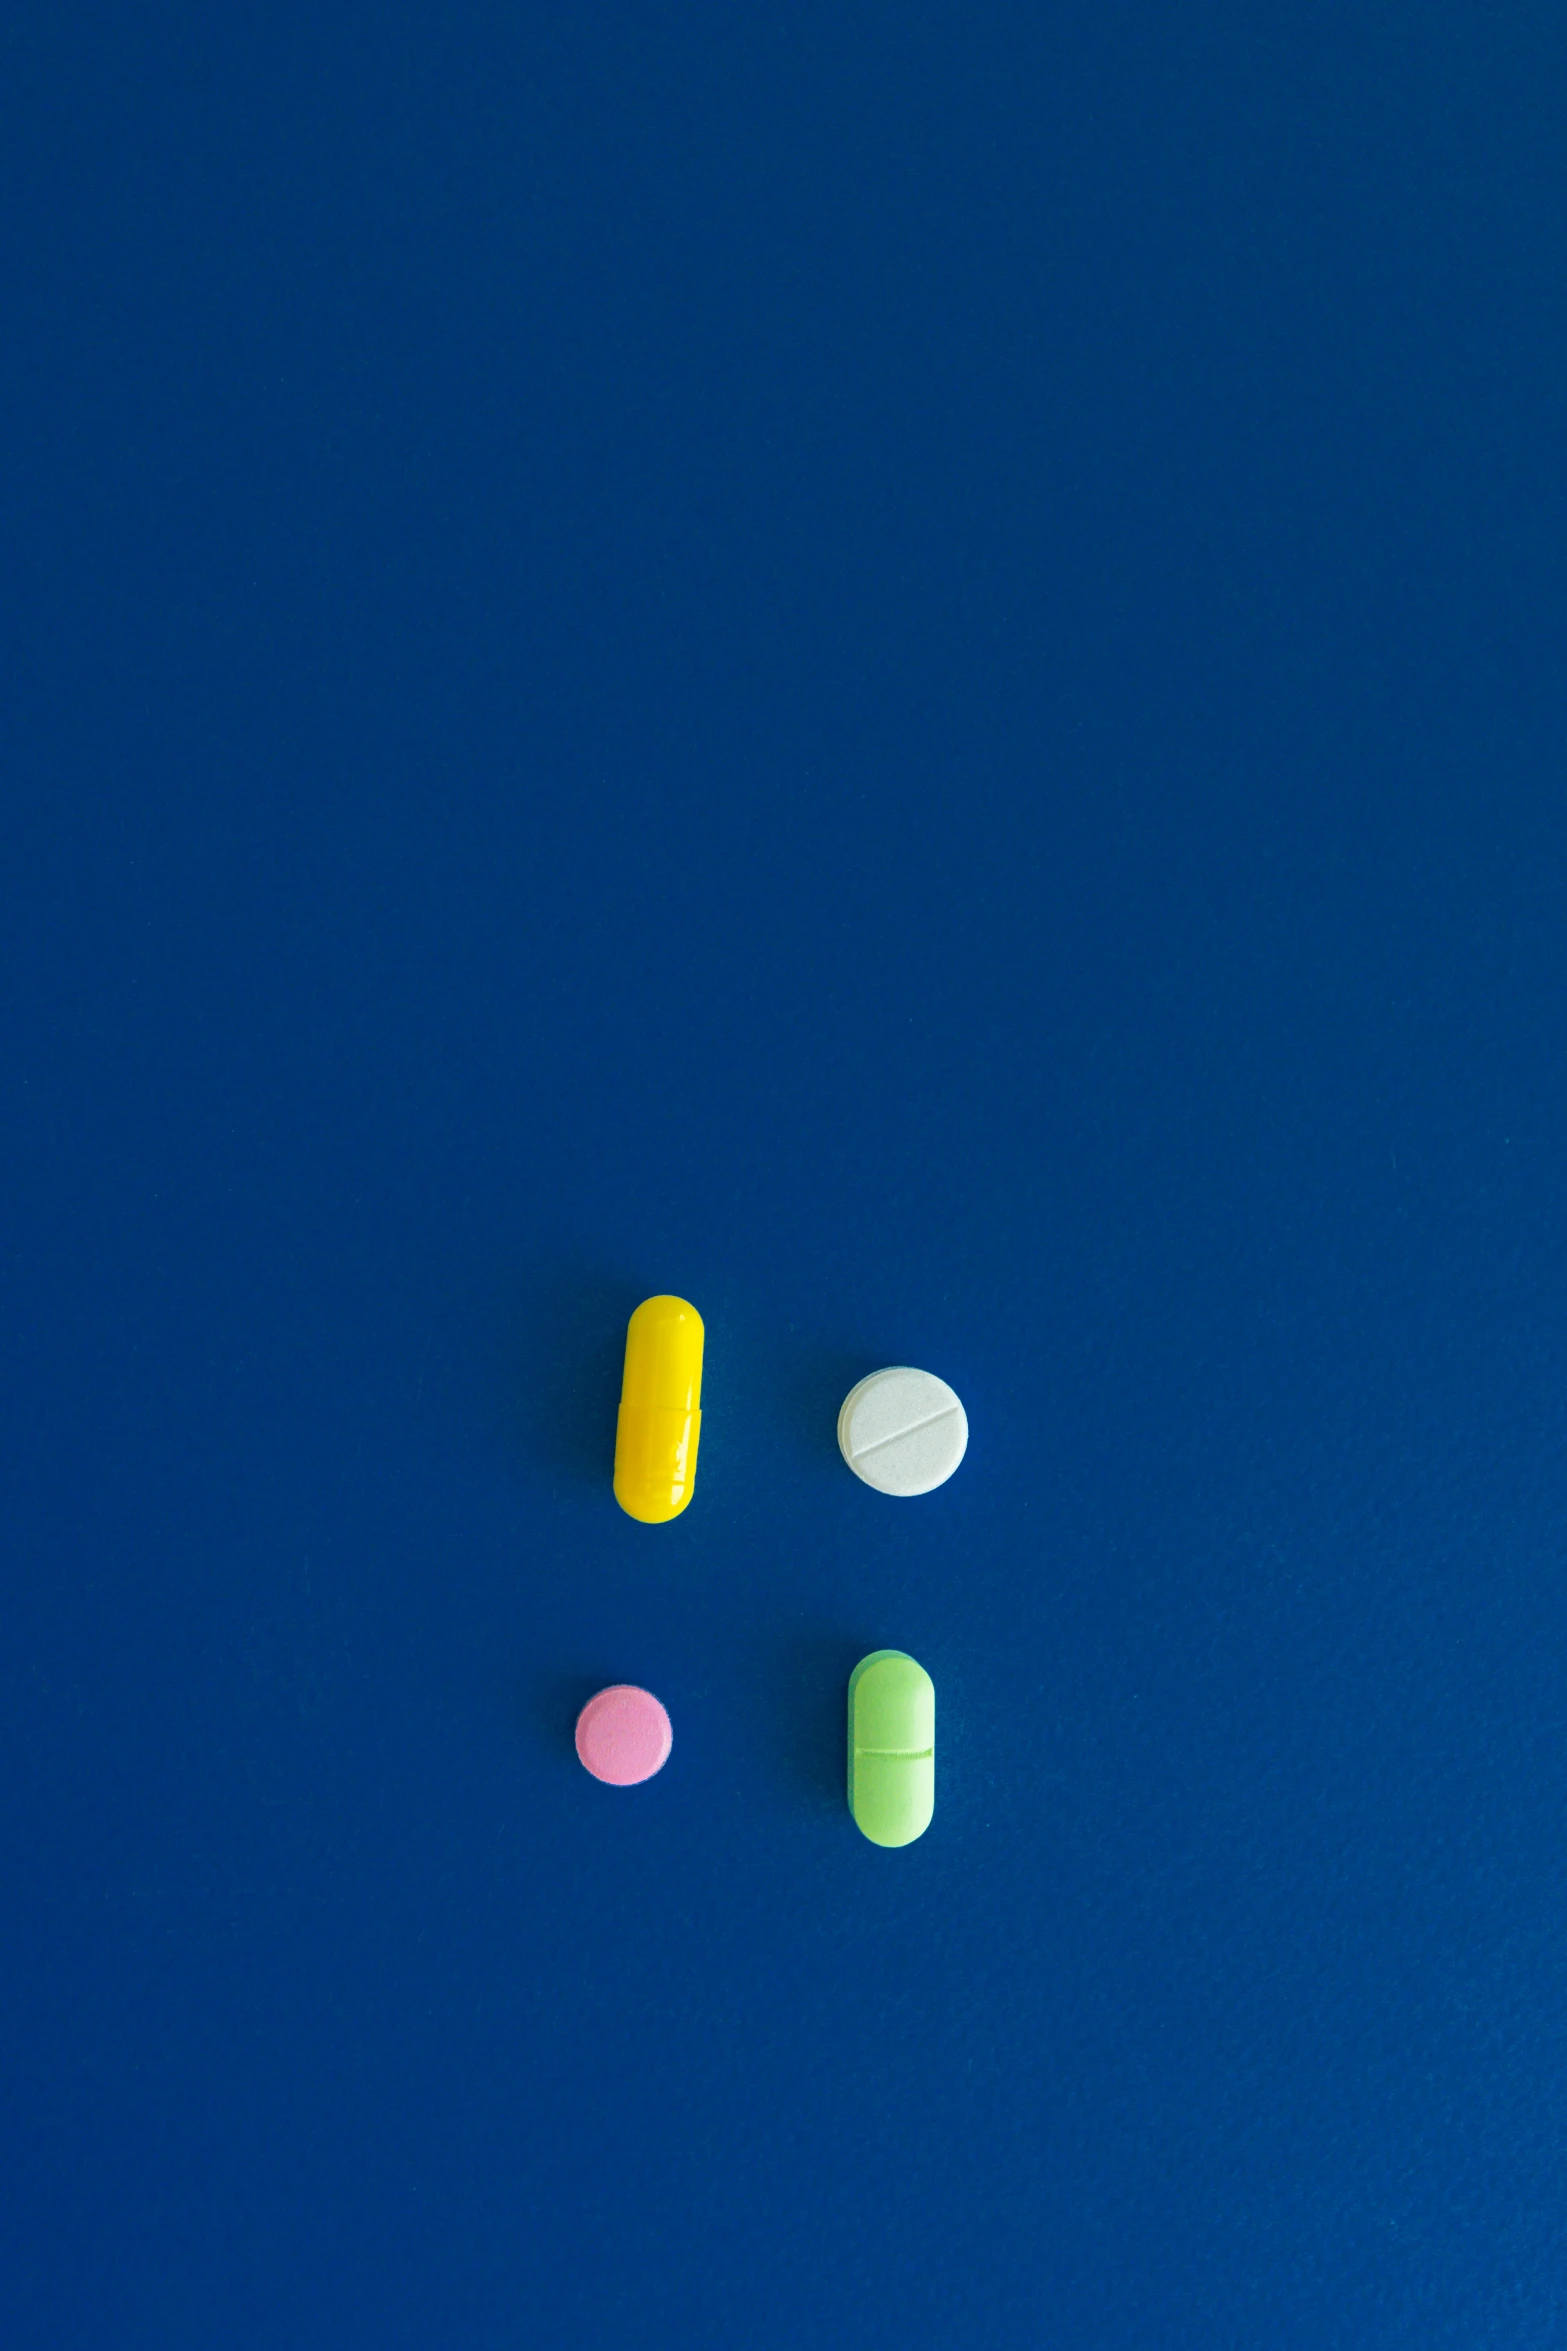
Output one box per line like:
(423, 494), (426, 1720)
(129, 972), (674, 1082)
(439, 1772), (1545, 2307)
(837, 1367), (969, 1496)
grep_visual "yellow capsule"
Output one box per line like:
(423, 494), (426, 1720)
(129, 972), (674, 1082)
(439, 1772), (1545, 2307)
(613, 1295), (704, 1522)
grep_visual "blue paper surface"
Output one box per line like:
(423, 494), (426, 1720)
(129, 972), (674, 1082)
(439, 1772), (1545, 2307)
(4, 5), (1567, 2343)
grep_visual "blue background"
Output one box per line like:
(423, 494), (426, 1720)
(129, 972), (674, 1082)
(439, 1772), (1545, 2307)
(4, 4), (1566, 2343)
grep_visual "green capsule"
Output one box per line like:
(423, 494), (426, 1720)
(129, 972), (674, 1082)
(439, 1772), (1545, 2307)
(847, 1651), (935, 1847)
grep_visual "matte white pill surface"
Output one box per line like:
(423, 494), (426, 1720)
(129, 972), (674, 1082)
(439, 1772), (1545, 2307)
(837, 1367), (968, 1496)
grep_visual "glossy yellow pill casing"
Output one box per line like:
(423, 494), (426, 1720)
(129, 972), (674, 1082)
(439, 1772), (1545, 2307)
(613, 1296), (704, 1523)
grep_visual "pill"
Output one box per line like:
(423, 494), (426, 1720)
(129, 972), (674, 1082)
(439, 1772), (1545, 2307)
(837, 1367), (967, 1496)
(575, 1686), (673, 1785)
(613, 1294), (704, 1523)
(847, 1651), (935, 1846)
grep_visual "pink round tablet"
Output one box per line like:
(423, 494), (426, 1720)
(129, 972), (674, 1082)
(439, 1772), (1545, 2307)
(574, 1686), (673, 1786)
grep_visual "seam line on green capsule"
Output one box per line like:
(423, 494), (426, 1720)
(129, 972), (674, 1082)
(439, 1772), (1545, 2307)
(850, 1405), (962, 1460)
(854, 1747), (934, 1759)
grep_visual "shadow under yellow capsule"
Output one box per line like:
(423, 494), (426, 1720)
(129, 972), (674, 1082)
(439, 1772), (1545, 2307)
(613, 1295), (704, 1522)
